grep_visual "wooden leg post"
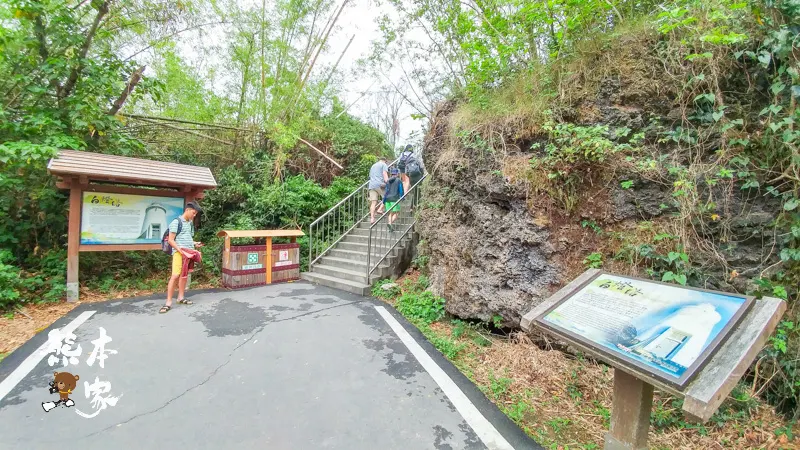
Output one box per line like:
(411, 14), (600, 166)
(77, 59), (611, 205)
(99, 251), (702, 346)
(266, 237), (272, 285)
(222, 237), (230, 288)
(66, 183), (81, 302)
(604, 369), (653, 450)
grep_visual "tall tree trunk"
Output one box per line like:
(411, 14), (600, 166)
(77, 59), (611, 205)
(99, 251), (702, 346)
(260, 0), (267, 124)
(235, 38), (255, 149)
(60, 0), (113, 100)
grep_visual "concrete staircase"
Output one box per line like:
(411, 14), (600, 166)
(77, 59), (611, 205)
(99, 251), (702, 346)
(301, 206), (418, 296)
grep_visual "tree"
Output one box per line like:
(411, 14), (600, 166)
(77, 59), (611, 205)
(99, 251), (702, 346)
(367, 87), (406, 150)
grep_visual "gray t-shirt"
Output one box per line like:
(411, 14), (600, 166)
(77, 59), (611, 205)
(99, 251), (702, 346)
(169, 217), (194, 250)
(368, 161), (388, 190)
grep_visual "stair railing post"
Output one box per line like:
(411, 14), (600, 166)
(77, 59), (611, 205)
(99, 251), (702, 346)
(366, 222), (372, 282)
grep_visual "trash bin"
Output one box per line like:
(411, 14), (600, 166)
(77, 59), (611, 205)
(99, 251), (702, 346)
(217, 230), (304, 289)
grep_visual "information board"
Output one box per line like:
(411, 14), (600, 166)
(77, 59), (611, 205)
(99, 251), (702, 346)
(81, 192), (184, 245)
(535, 272), (753, 387)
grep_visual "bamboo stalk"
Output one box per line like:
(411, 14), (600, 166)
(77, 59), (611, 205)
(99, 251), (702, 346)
(323, 34), (355, 86)
(286, 0), (349, 117)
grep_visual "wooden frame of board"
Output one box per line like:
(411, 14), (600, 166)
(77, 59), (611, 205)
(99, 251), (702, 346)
(533, 271), (754, 389)
(48, 150), (217, 301)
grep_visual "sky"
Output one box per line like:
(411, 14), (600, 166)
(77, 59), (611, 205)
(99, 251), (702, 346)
(294, 0), (430, 148)
(166, 0), (429, 150)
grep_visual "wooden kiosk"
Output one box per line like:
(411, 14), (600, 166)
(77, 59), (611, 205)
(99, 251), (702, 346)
(217, 230), (304, 289)
(521, 269), (786, 450)
(48, 150), (217, 301)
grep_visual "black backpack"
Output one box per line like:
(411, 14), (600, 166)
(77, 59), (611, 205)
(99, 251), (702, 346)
(400, 151), (421, 176)
(161, 219), (183, 255)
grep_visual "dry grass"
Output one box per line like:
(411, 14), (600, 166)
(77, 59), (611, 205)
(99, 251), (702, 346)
(556, 20), (676, 112)
(464, 329), (795, 449)
(450, 70), (550, 142)
(382, 272), (798, 449)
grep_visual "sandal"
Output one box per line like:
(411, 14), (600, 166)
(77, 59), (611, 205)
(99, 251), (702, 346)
(177, 299), (193, 305)
(159, 305), (171, 314)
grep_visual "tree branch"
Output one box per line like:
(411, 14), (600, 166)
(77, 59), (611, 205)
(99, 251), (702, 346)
(33, 13), (49, 61)
(297, 137), (344, 169)
(61, 0), (113, 100)
(123, 114), (255, 131)
(134, 117), (236, 146)
(123, 21), (232, 62)
(107, 65), (145, 115)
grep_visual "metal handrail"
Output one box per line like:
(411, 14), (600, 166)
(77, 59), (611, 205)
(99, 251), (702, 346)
(309, 180), (368, 228)
(365, 173), (427, 279)
(307, 156), (402, 270)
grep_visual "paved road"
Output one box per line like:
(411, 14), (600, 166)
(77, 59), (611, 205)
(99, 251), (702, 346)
(0, 282), (539, 450)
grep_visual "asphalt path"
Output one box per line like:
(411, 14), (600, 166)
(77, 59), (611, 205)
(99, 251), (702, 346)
(0, 281), (540, 450)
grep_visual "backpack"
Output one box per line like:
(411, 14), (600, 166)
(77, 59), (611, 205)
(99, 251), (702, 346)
(161, 218), (183, 255)
(384, 178), (404, 202)
(400, 151), (421, 176)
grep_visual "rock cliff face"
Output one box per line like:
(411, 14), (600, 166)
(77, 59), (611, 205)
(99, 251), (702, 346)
(417, 93), (781, 327)
(416, 187), (560, 326)
(416, 102), (560, 327)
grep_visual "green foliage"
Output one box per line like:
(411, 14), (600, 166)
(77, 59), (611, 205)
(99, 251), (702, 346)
(0, 250), (23, 308)
(583, 252), (604, 269)
(412, 254), (431, 272)
(530, 119), (640, 211)
(0, 248), (65, 309)
(395, 290), (446, 325)
(378, 0), (660, 95)
(580, 220), (604, 235)
(491, 314), (504, 329)
(372, 279), (401, 300)
(428, 333), (466, 359)
(486, 369), (514, 401)
(503, 397), (531, 424)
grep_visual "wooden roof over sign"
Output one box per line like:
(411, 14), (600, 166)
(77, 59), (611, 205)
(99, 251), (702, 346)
(217, 229), (305, 238)
(47, 150), (217, 188)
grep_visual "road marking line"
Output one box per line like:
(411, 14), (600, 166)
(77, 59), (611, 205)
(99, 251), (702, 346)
(374, 306), (515, 450)
(0, 310), (96, 402)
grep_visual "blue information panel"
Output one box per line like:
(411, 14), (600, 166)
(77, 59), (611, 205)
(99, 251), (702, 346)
(536, 272), (753, 388)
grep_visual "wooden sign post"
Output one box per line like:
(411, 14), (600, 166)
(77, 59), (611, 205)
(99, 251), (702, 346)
(48, 150), (217, 301)
(521, 269), (785, 450)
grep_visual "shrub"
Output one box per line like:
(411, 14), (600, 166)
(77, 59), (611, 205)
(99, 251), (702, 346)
(0, 250), (23, 309)
(396, 290), (446, 325)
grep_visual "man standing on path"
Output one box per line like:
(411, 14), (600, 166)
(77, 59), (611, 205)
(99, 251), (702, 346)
(368, 156), (389, 223)
(160, 201), (204, 314)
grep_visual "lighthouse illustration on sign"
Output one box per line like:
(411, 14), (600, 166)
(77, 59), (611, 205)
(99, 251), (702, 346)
(619, 303), (722, 373)
(138, 203), (168, 240)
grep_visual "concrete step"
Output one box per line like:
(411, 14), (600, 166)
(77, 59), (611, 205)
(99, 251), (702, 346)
(336, 240), (406, 253)
(311, 264), (370, 284)
(328, 248), (400, 262)
(317, 256), (394, 279)
(348, 226), (414, 237)
(318, 255), (385, 271)
(342, 232), (411, 245)
(300, 272), (371, 296)
(357, 220), (413, 230)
